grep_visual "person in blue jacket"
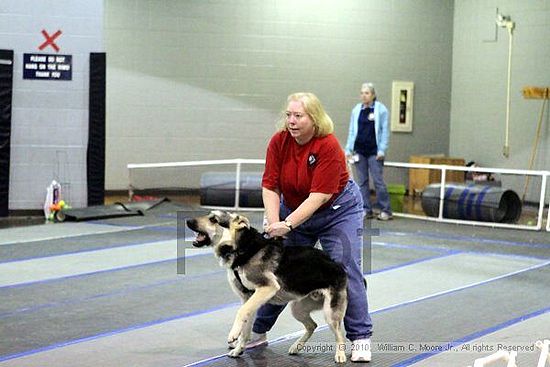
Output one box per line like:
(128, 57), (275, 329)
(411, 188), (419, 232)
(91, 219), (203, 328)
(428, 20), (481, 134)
(345, 82), (393, 220)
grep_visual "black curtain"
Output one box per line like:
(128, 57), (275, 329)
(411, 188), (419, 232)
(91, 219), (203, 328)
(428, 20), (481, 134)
(0, 50), (13, 217)
(87, 52), (106, 206)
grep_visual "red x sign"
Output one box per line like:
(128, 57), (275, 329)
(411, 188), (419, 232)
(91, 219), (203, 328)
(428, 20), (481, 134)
(38, 29), (62, 52)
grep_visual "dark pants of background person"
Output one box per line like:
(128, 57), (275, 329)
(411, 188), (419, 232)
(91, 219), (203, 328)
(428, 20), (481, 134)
(354, 153), (391, 214)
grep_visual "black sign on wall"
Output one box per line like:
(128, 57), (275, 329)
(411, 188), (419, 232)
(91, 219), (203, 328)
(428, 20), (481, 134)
(23, 53), (72, 80)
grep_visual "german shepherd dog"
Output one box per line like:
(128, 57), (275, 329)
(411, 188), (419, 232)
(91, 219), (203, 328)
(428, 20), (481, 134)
(186, 210), (348, 363)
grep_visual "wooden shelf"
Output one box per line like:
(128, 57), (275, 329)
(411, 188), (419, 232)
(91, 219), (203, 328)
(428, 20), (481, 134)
(409, 155), (465, 196)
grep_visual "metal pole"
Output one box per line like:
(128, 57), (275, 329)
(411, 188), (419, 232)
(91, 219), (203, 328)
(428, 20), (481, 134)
(437, 168), (447, 220)
(234, 161), (242, 210)
(128, 167), (134, 201)
(536, 173), (547, 230)
(535, 339), (550, 367)
(503, 22), (514, 158)
(545, 174), (550, 232)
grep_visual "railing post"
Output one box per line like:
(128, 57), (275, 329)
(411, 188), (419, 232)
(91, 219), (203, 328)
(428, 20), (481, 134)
(437, 167), (447, 220)
(234, 160), (242, 210)
(544, 173), (550, 232)
(537, 173), (547, 231)
(535, 339), (550, 367)
(128, 168), (134, 201)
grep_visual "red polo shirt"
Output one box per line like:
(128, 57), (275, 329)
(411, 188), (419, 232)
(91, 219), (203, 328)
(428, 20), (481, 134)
(262, 130), (349, 210)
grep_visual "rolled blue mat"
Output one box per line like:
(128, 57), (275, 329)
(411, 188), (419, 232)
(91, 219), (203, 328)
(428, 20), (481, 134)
(421, 183), (521, 223)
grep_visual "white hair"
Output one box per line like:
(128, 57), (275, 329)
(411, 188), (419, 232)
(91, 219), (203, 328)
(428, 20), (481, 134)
(361, 82), (376, 96)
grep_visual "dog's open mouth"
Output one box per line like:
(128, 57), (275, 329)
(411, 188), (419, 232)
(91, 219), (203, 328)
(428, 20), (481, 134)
(188, 226), (211, 247)
(190, 230), (210, 247)
(186, 218), (212, 247)
(193, 232), (210, 246)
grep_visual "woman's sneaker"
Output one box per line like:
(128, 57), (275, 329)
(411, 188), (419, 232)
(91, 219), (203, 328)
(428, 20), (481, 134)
(351, 338), (372, 362)
(377, 212), (393, 221)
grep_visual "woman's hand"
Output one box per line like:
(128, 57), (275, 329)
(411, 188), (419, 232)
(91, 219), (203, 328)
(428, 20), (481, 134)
(266, 221), (291, 238)
(262, 187), (281, 232)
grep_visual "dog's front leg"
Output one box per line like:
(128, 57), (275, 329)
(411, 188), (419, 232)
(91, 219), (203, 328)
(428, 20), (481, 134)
(227, 293), (255, 357)
(227, 285), (279, 345)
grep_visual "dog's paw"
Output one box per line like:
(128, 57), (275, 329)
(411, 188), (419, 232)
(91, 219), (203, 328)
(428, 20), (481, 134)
(288, 341), (304, 355)
(334, 350), (347, 363)
(227, 348), (243, 358)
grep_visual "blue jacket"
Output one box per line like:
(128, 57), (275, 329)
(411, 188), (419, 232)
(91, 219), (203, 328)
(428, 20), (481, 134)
(345, 100), (390, 157)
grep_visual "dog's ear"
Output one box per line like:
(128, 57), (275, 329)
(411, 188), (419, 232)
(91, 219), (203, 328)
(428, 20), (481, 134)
(210, 210), (231, 228)
(232, 214), (250, 229)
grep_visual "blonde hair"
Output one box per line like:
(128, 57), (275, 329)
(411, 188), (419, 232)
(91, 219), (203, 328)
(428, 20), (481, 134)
(277, 92), (334, 137)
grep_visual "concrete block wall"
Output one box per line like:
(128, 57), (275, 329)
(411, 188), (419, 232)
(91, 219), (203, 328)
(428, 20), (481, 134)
(5, 1), (547, 209)
(105, 0), (454, 190)
(0, 0), (103, 210)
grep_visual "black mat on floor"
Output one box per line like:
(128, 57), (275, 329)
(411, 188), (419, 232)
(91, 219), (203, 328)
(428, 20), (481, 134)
(58, 198), (170, 222)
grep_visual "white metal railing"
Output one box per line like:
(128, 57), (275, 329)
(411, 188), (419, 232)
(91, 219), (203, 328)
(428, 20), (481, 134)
(127, 159), (550, 231)
(469, 349), (517, 367)
(467, 339), (550, 367)
(385, 162), (550, 232)
(536, 340), (550, 367)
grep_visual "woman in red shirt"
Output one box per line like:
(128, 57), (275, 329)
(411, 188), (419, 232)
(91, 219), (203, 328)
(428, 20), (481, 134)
(254, 92), (373, 362)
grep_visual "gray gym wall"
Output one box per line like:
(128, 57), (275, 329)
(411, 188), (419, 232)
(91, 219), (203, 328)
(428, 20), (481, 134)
(4, 1), (549, 210)
(450, 0), (550, 202)
(105, 0), (454, 191)
(1, 0), (104, 210)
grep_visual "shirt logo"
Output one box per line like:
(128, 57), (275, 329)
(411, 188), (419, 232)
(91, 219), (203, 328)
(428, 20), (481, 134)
(368, 112), (375, 121)
(308, 154), (317, 167)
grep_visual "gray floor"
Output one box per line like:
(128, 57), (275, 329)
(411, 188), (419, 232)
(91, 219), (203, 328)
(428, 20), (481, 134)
(0, 203), (548, 367)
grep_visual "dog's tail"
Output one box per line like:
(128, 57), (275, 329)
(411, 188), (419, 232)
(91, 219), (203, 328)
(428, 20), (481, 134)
(329, 266), (347, 310)
(330, 284), (347, 309)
